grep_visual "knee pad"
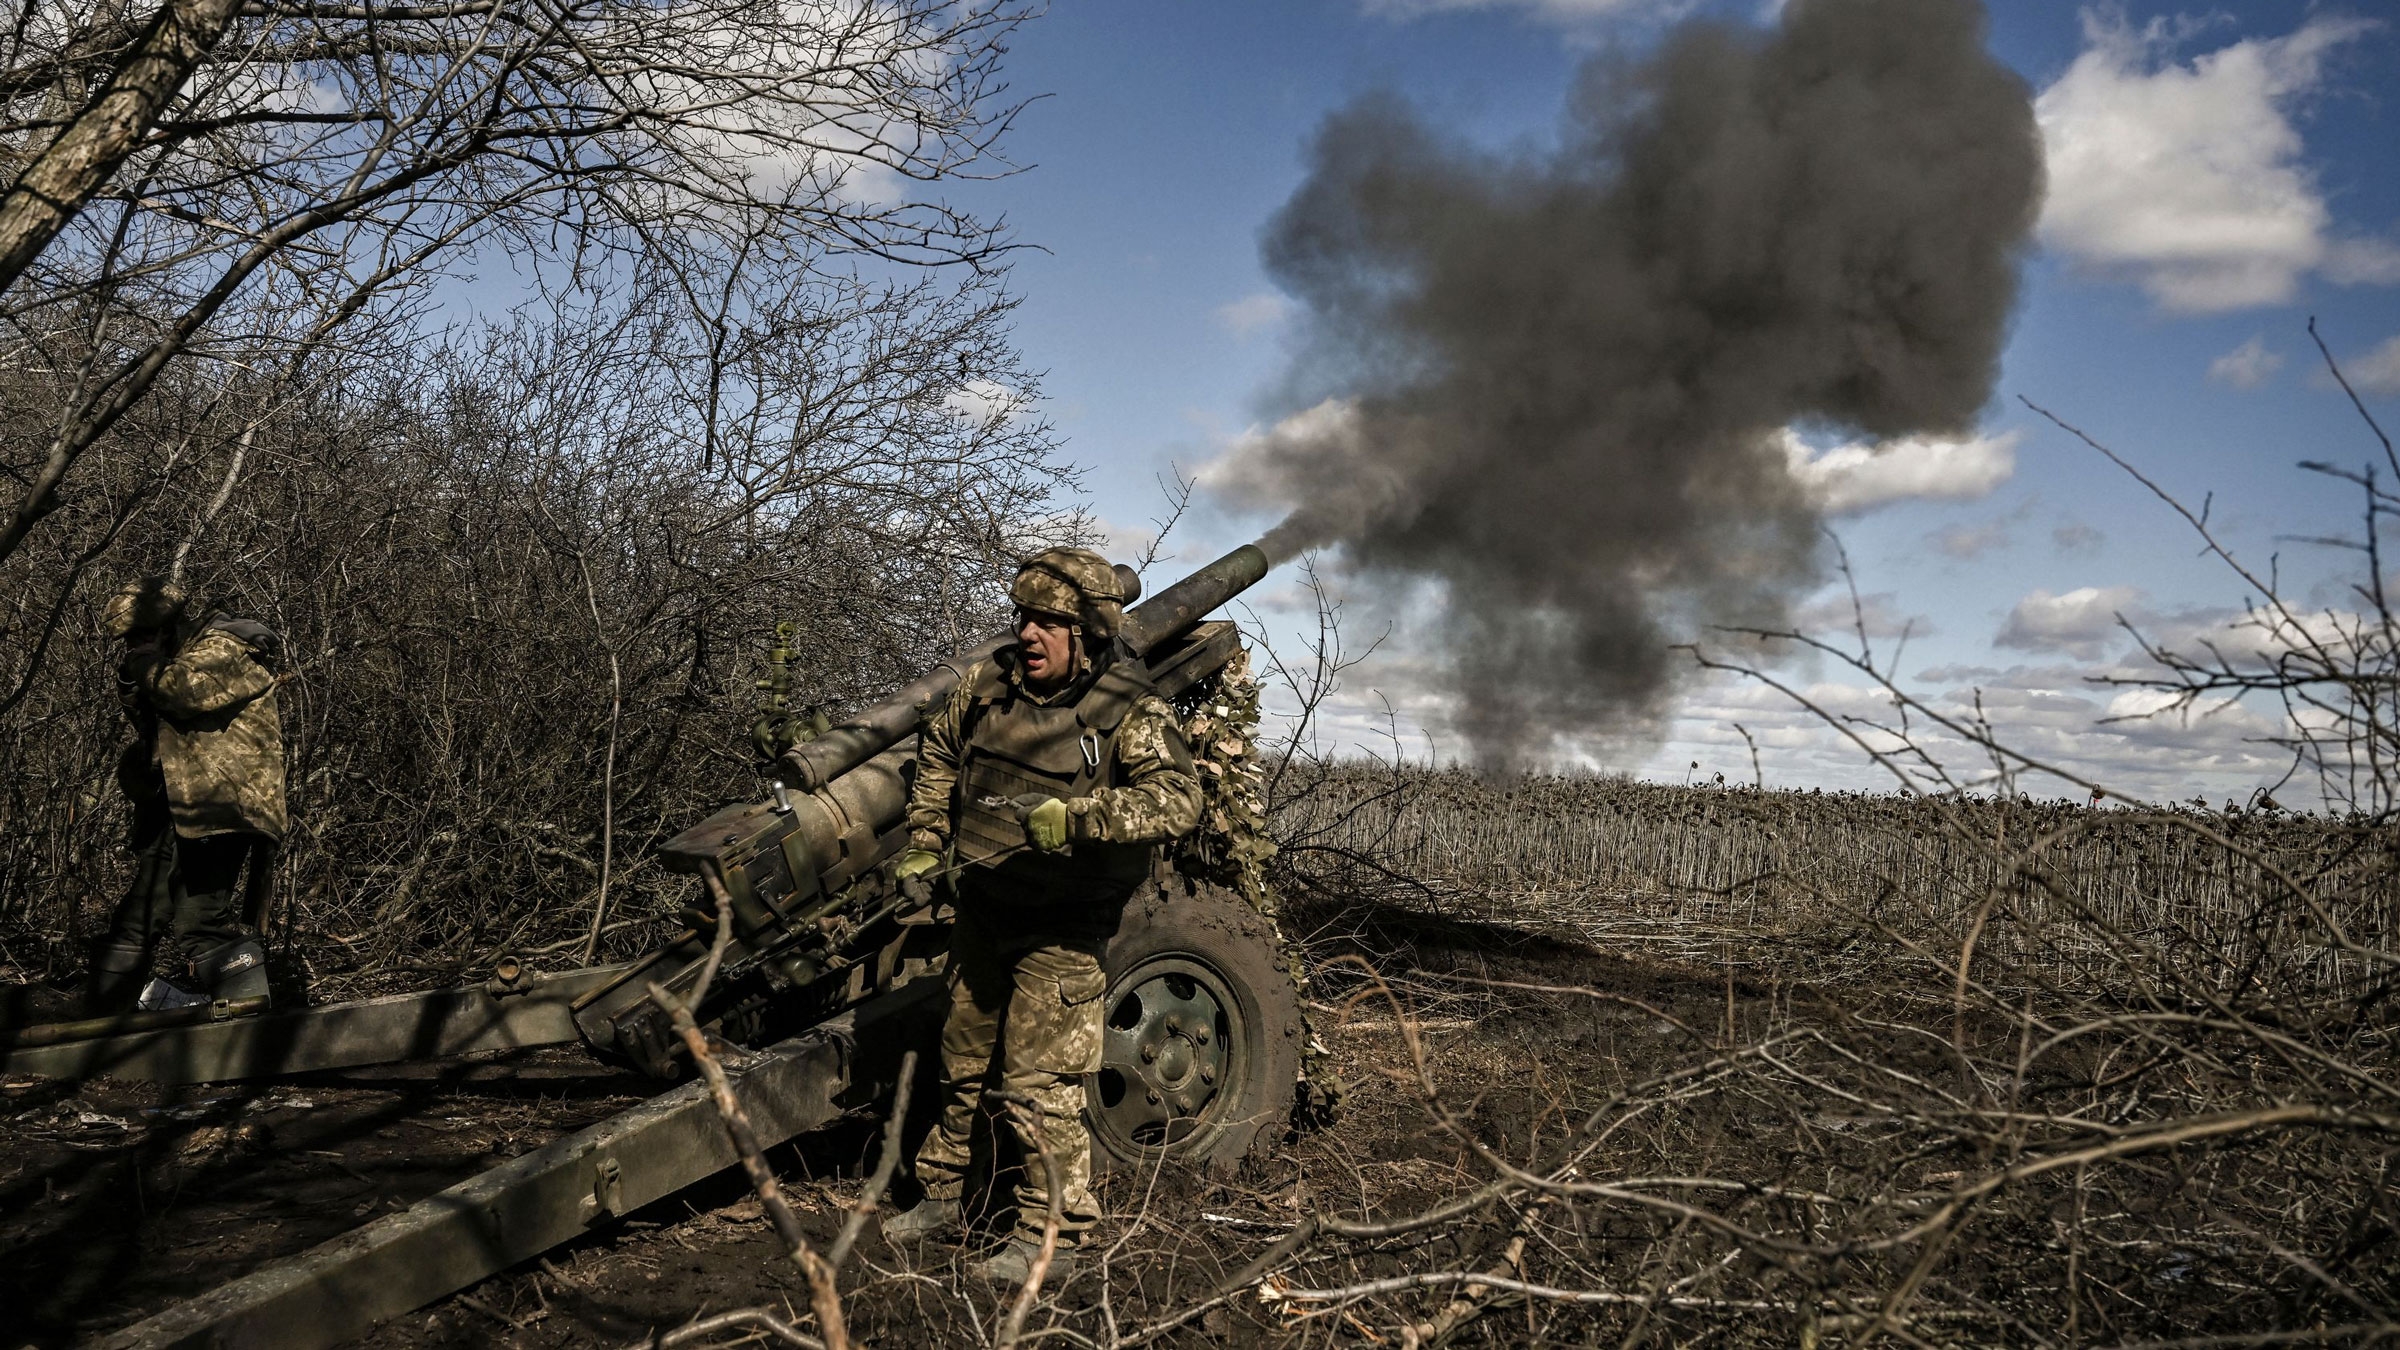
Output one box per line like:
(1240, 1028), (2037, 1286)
(193, 939), (270, 1003)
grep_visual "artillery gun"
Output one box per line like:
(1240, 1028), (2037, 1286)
(2, 543), (1296, 1350)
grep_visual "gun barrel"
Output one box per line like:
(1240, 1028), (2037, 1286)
(775, 637), (1007, 793)
(778, 542), (1271, 792)
(1121, 543), (1269, 656)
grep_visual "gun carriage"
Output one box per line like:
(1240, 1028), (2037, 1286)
(2, 543), (1298, 1350)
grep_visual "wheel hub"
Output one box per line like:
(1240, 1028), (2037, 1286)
(1095, 965), (1233, 1147)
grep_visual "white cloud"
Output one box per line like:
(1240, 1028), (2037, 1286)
(625, 2), (923, 207)
(2035, 13), (2392, 313)
(1198, 397), (1381, 515)
(1085, 514), (1167, 573)
(2134, 602), (2374, 673)
(2206, 334), (2285, 389)
(1214, 292), (1291, 338)
(1779, 429), (2018, 516)
(1268, 599), (2318, 804)
(2102, 686), (2185, 721)
(1213, 412), (2015, 529)
(943, 379), (1028, 427)
(2344, 336), (2400, 396)
(2325, 238), (2400, 286)
(1643, 656), (2302, 804)
(1996, 585), (2145, 660)
(1213, 398), (1360, 464)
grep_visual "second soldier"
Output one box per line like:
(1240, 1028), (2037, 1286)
(88, 577), (289, 1015)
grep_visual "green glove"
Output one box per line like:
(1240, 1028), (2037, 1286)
(891, 848), (941, 881)
(1017, 796), (1070, 853)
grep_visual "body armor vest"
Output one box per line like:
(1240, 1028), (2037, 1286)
(952, 653), (1155, 905)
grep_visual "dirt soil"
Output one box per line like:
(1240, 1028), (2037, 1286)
(0, 905), (1857, 1349)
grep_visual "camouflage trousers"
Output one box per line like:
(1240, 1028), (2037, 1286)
(914, 904), (1108, 1244)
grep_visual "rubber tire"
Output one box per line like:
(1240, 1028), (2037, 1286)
(1088, 869), (1301, 1173)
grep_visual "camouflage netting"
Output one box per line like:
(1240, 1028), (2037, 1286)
(1171, 646), (1337, 1125)
(1170, 646), (1274, 904)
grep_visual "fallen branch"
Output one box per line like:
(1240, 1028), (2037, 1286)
(1263, 1270), (1805, 1311)
(647, 978), (850, 1350)
(628, 1306), (827, 1349)
(1405, 1194), (1552, 1345)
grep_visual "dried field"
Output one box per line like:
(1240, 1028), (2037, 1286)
(1276, 765), (2400, 995)
(3, 770), (2393, 1349)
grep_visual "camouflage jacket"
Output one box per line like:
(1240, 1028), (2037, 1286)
(906, 654), (1201, 857)
(121, 617), (289, 841)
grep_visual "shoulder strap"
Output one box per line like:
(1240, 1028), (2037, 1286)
(956, 658), (1010, 746)
(1074, 660), (1155, 737)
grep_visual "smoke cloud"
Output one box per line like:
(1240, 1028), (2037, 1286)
(1212, 0), (2042, 765)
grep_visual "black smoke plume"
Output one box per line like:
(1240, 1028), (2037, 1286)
(1213, 0), (2042, 765)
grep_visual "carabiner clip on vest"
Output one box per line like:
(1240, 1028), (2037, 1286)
(1079, 729), (1101, 769)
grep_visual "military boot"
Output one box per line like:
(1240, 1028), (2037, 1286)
(972, 1235), (1074, 1288)
(881, 1197), (963, 1245)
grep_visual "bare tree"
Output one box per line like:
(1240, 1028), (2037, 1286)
(0, 0), (1036, 573)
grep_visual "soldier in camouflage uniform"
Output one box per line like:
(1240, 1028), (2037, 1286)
(86, 577), (289, 1015)
(883, 548), (1202, 1286)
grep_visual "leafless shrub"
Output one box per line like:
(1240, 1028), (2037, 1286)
(0, 254), (1075, 993)
(0, 0), (1065, 993)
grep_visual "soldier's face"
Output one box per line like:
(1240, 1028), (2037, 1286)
(1017, 611), (1076, 689)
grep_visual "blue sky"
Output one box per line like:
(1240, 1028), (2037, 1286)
(943, 1), (2400, 805)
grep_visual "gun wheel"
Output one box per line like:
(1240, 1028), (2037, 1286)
(1088, 874), (1300, 1172)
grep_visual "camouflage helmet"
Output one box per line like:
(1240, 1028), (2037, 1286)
(1010, 547), (1130, 642)
(102, 576), (186, 638)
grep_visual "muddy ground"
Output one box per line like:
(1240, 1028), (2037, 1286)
(0, 899), (1781, 1348)
(8, 898), (2382, 1348)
